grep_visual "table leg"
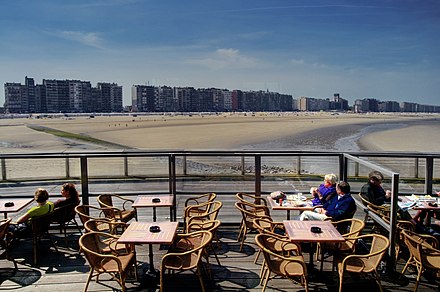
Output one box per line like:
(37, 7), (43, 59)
(170, 206), (173, 222)
(287, 210), (291, 220)
(148, 243), (155, 273)
(153, 207), (157, 222)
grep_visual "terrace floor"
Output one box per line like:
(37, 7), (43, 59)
(1, 223), (439, 292)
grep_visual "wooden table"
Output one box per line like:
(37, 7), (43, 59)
(132, 195), (174, 222)
(0, 198), (34, 218)
(267, 196), (314, 220)
(401, 195), (440, 225)
(283, 220), (345, 270)
(118, 221), (178, 273)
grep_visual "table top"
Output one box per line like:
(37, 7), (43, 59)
(283, 220), (345, 243)
(400, 195), (440, 211)
(0, 198), (34, 214)
(117, 221), (178, 244)
(267, 196), (314, 211)
(132, 195), (174, 208)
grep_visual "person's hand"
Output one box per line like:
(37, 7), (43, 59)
(385, 190), (391, 198)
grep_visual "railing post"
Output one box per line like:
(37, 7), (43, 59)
(1, 158), (6, 181)
(414, 157), (419, 178)
(297, 156), (301, 175)
(255, 154), (262, 197)
(340, 154), (347, 181)
(354, 161), (359, 177)
(124, 156), (129, 177)
(425, 156), (434, 195)
(169, 154), (177, 221)
(80, 156), (89, 206)
(241, 155), (245, 175)
(65, 157), (70, 178)
(386, 172), (399, 274)
(183, 155), (187, 175)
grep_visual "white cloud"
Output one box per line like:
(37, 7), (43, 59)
(58, 31), (104, 49)
(184, 48), (258, 70)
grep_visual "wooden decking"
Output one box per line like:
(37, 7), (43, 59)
(1, 223), (439, 292)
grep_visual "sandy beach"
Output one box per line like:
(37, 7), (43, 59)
(0, 112), (439, 153)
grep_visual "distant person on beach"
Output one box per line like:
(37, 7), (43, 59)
(8, 188), (54, 237)
(360, 171), (391, 206)
(53, 182), (80, 208)
(300, 181), (356, 221)
(310, 173), (337, 206)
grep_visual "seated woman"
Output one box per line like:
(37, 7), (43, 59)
(310, 173), (337, 206)
(9, 188), (54, 237)
(300, 181), (356, 221)
(53, 182), (80, 208)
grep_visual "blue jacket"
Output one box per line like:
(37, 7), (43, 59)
(323, 193), (356, 221)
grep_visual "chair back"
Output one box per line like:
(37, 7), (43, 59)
(366, 234), (390, 269)
(84, 218), (127, 235)
(187, 219), (221, 233)
(52, 203), (78, 224)
(0, 218), (12, 240)
(402, 230), (424, 264)
(236, 192), (267, 206)
(97, 194), (117, 219)
(184, 193), (217, 207)
(235, 201), (270, 228)
(30, 211), (54, 237)
(75, 205), (110, 225)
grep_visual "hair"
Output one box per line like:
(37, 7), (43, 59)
(368, 170), (384, 182)
(62, 182), (79, 202)
(324, 173), (338, 184)
(35, 188), (49, 203)
(336, 181), (351, 194)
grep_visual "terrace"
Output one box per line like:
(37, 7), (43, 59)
(1, 150), (439, 291)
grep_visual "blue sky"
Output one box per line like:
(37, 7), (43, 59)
(1, 0), (439, 107)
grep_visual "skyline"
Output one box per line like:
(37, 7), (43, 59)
(1, 0), (440, 106)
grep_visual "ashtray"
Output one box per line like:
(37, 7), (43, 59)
(428, 202), (438, 207)
(310, 226), (322, 233)
(4, 202), (14, 207)
(152, 198), (161, 203)
(149, 226), (161, 233)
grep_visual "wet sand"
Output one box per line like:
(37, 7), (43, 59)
(0, 112), (439, 153)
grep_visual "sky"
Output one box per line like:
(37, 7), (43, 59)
(1, 0), (440, 107)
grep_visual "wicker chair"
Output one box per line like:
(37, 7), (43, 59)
(79, 231), (137, 292)
(84, 219), (128, 254)
(0, 218), (16, 268)
(161, 230), (212, 292)
(185, 201), (222, 231)
(255, 233), (308, 292)
(401, 230), (440, 292)
(338, 234), (390, 292)
(75, 205), (113, 226)
(185, 193), (217, 213)
(97, 194), (137, 223)
(236, 192), (268, 206)
(235, 201), (270, 251)
(51, 202), (82, 246)
(253, 217), (290, 264)
(317, 218), (365, 271)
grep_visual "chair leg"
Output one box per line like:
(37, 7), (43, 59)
(83, 268), (94, 292)
(338, 270), (344, 292)
(372, 270), (383, 292)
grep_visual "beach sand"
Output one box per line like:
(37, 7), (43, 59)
(0, 112), (439, 153)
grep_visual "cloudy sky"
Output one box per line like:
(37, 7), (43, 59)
(1, 0), (439, 106)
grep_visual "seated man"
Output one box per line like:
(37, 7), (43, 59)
(300, 181), (356, 221)
(360, 170), (391, 206)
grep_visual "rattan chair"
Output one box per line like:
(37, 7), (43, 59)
(161, 230), (212, 292)
(253, 217), (290, 264)
(235, 201), (270, 251)
(84, 218), (127, 235)
(75, 205), (113, 226)
(401, 230), (440, 292)
(0, 218), (16, 268)
(185, 201), (222, 231)
(338, 234), (389, 292)
(51, 202), (82, 246)
(255, 233), (308, 292)
(79, 231), (137, 292)
(236, 192), (268, 206)
(185, 193), (217, 211)
(97, 194), (137, 223)
(317, 218), (365, 271)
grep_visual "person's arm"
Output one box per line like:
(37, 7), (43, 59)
(16, 213), (30, 224)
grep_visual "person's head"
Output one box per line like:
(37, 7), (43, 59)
(61, 183), (79, 200)
(324, 173), (338, 185)
(368, 171), (384, 186)
(336, 181), (350, 195)
(35, 188), (49, 204)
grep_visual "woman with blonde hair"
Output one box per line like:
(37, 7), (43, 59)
(311, 173), (338, 206)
